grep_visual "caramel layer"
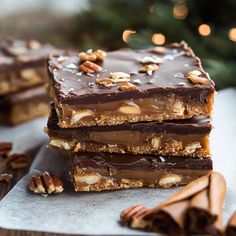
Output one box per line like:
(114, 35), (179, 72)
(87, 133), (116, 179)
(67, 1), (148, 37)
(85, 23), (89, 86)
(55, 92), (215, 127)
(48, 132), (210, 158)
(71, 154), (212, 192)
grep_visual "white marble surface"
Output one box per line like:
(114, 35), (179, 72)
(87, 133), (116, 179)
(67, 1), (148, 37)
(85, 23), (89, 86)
(0, 89), (236, 235)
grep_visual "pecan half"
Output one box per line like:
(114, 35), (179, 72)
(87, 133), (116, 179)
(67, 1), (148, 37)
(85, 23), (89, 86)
(28, 171), (64, 196)
(0, 142), (12, 156)
(186, 70), (209, 85)
(140, 56), (164, 64)
(110, 72), (130, 83)
(119, 82), (137, 91)
(0, 173), (13, 183)
(139, 64), (159, 73)
(6, 153), (28, 169)
(79, 49), (106, 62)
(94, 49), (106, 60)
(79, 61), (102, 74)
(96, 78), (116, 87)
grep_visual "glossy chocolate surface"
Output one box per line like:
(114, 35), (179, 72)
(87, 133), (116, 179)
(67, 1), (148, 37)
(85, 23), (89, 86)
(48, 41), (215, 105)
(73, 153), (212, 171)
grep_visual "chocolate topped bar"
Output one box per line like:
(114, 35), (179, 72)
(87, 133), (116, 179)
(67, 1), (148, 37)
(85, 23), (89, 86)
(49, 42), (214, 104)
(0, 39), (55, 72)
(48, 41), (215, 127)
(0, 39), (56, 95)
(47, 105), (211, 157)
(71, 152), (212, 192)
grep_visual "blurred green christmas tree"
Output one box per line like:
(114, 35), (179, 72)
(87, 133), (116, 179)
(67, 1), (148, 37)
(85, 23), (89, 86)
(72, 0), (236, 89)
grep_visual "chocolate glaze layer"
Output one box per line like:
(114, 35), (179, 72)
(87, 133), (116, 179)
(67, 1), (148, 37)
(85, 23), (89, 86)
(0, 85), (49, 106)
(48, 41), (215, 105)
(73, 153), (212, 171)
(0, 39), (55, 73)
(48, 104), (212, 135)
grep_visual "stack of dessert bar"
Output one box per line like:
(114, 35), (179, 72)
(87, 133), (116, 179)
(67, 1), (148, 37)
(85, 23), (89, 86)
(46, 41), (215, 192)
(0, 39), (55, 125)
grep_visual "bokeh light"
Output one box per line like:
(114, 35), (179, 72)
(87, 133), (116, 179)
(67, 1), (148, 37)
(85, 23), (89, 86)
(122, 29), (136, 43)
(152, 33), (166, 45)
(198, 24), (211, 36)
(173, 3), (188, 20)
(228, 28), (236, 42)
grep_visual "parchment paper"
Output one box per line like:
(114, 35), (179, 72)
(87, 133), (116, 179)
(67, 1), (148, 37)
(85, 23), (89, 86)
(0, 89), (236, 235)
(0, 117), (48, 153)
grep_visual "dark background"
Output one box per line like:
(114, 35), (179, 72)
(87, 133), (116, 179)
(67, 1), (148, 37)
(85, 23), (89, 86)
(1, 0), (236, 89)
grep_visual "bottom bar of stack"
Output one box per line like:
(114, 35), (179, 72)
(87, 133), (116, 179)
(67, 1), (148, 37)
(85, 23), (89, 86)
(70, 153), (212, 192)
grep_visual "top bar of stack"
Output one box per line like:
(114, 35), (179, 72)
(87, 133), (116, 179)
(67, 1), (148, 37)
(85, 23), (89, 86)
(47, 41), (215, 128)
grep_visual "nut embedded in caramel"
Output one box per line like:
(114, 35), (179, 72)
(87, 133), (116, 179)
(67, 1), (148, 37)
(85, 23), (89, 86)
(49, 139), (72, 150)
(151, 137), (161, 149)
(118, 104), (141, 114)
(173, 100), (185, 115)
(70, 109), (94, 124)
(159, 174), (182, 187)
(185, 142), (201, 154)
(75, 173), (101, 184)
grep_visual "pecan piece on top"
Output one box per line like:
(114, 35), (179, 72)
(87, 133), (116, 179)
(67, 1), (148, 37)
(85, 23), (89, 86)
(119, 82), (137, 91)
(139, 64), (159, 73)
(79, 60), (102, 74)
(96, 78), (116, 88)
(185, 70), (209, 85)
(79, 49), (106, 62)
